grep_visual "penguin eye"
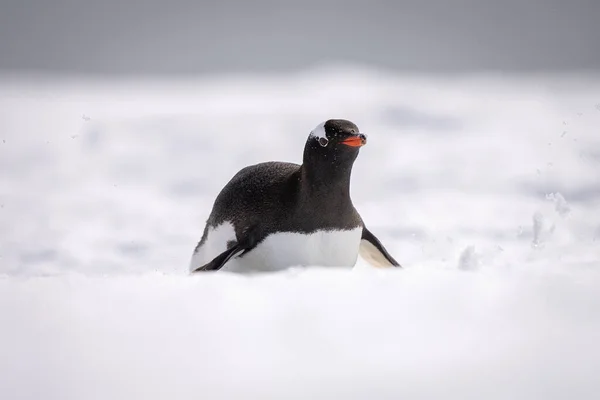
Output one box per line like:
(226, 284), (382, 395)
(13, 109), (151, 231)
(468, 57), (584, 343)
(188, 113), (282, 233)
(318, 137), (329, 147)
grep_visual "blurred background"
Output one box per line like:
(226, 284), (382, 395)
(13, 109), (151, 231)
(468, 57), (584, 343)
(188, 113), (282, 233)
(1, 0), (599, 76)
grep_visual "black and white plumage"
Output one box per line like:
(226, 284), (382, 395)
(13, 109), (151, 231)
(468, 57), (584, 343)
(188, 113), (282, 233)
(189, 119), (400, 273)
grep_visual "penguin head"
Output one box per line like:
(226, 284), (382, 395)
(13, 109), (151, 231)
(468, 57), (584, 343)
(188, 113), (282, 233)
(304, 119), (367, 165)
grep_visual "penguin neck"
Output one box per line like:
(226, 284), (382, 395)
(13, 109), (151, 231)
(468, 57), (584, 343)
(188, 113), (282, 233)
(300, 156), (355, 201)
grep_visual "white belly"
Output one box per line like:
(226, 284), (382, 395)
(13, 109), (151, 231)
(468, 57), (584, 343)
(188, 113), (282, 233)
(189, 222), (362, 273)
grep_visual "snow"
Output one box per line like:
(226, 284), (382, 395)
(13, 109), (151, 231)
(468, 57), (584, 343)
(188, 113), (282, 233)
(2, 269), (599, 399)
(1, 66), (600, 398)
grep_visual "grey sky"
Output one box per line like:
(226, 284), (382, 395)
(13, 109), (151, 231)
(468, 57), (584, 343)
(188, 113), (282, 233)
(0, 0), (598, 76)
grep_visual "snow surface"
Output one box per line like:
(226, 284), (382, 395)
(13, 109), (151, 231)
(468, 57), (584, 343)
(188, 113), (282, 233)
(1, 66), (600, 399)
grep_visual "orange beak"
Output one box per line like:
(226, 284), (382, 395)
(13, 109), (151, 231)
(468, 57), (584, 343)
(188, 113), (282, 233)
(341, 134), (367, 147)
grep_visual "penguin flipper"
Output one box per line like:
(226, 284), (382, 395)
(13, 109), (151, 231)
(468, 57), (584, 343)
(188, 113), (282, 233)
(359, 226), (401, 268)
(191, 244), (245, 273)
(191, 224), (261, 273)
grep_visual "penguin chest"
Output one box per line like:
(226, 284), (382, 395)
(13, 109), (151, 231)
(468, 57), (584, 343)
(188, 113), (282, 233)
(190, 222), (363, 273)
(228, 228), (363, 272)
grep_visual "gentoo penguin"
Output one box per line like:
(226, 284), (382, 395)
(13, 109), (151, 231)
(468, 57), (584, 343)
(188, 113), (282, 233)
(189, 119), (400, 273)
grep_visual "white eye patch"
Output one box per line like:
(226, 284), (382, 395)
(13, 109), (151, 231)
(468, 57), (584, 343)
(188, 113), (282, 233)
(309, 121), (327, 139)
(319, 137), (329, 147)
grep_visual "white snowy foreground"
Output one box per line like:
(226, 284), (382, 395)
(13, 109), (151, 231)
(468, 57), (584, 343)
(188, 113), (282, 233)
(1, 66), (600, 398)
(2, 268), (600, 399)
